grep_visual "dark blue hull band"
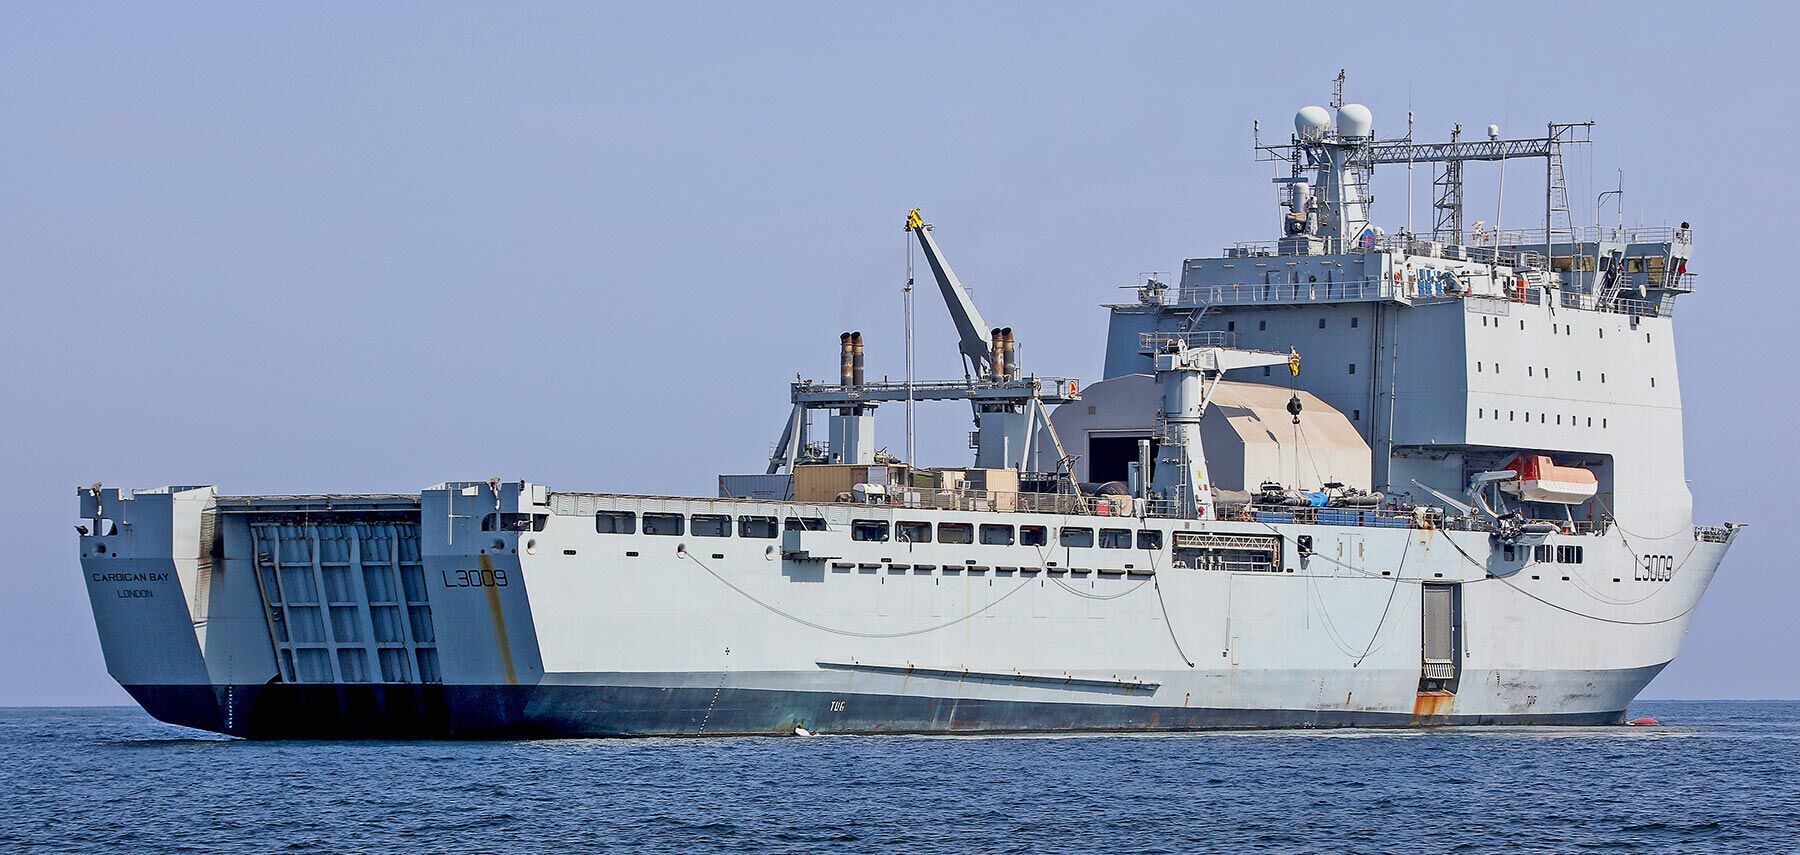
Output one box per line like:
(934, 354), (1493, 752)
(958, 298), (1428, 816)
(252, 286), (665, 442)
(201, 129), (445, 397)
(123, 683), (1629, 740)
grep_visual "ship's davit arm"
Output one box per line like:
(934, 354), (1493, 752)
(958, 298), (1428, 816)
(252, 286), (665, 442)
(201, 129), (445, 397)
(906, 208), (992, 378)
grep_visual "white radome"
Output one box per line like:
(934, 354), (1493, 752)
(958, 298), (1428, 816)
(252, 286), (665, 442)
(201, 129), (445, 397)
(1295, 106), (1331, 140)
(1336, 103), (1373, 138)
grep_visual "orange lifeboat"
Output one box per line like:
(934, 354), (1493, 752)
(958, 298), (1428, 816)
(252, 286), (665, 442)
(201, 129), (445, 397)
(1500, 454), (1598, 504)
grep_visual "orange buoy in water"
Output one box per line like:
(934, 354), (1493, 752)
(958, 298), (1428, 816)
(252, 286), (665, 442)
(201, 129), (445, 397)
(1627, 716), (1661, 726)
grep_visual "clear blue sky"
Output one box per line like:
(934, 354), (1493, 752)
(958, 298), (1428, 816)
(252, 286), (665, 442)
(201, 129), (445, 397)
(3, 2), (1790, 704)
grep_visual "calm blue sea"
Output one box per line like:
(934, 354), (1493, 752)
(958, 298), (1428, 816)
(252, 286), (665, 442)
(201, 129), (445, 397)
(2, 701), (1795, 853)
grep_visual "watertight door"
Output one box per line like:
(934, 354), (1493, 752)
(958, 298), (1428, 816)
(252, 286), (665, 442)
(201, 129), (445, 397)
(1420, 583), (1458, 682)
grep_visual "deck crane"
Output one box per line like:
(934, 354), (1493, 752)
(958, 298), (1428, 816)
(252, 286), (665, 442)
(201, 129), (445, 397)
(905, 208), (994, 380)
(762, 211), (1084, 480)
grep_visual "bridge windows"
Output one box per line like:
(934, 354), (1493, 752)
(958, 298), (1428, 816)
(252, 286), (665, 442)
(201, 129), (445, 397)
(1060, 527), (1095, 548)
(1099, 528), (1132, 549)
(691, 514), (731, 537)
(595, 511), (636, 534)
(850, 520), (890, 542)
(642, 513), (684, 536)
(784, 516), (827, 532)
(896, 521), (932, 544)
(1020, 525), (1048, 546)
(979, 524), (1015, 546)
(938, 522), (973, 544)
(1137, 530), (1164, 550)
(738, 516), (779, 538)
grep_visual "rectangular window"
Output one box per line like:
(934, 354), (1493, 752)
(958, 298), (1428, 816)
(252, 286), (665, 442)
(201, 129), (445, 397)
(691, 514), (731, 537)
(1099, 528), (1132, 549)
(938, 523), (973, 544)
(851, 520), (890, 542)
(1263, 366), (1271, 376)
(1350, 317), (1359, 328)
(896, 521), (932, 544)
(643, 513), (684, 536)
(1503, 545), (1517, 561)
(1137, 530), (1164, 550)
(1059, 527), (1094, 548)
(738, 516), (778, 538)
(1318, 318), (1327, 329)
(595, 511), (636, 534)
(1534, 544), (1551, 563)
(1348, 363), (1356, 375)
(1227, 321), (1236, 331)
(1020, 525), (1047, 546)
(784, 516), (826, 532)
(979, 524), (1014, 546)
(1353, 409), (1361, 420)
(1258, 320), (1267, 331)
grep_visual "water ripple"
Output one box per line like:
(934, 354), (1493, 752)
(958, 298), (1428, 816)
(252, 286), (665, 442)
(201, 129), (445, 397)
(0, 701), (1796, 853)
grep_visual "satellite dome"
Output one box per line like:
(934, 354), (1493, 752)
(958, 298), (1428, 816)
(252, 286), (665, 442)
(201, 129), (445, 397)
(1336, 104), (1373, 138)
(1295, 106), (1331, 140)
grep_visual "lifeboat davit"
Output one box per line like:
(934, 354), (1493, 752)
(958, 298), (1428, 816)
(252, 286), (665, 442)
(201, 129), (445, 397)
(1500, 454), (1598, 504)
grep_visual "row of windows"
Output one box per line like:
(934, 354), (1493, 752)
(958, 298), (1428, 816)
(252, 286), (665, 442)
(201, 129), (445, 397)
(1501, 544), (1586, 564)
(593, 511), (1168, 551)
(860, 521), (1163, 550)
(596, 511), (823, 538)
(1536, 544), (1586, 564)
(1478, 315), (1648, 344)
(1224, 317), (1359, 333)
(1475, 409), (1609, 429)
(1474, 362), (1608, 383)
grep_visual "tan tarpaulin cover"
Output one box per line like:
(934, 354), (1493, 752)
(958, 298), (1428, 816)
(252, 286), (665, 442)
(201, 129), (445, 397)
(1039, 374), (1372, 492)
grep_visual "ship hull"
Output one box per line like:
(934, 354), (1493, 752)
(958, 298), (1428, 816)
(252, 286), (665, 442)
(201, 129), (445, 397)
(79, 485), (1731, 740)
(124, 661), (1664, 739)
